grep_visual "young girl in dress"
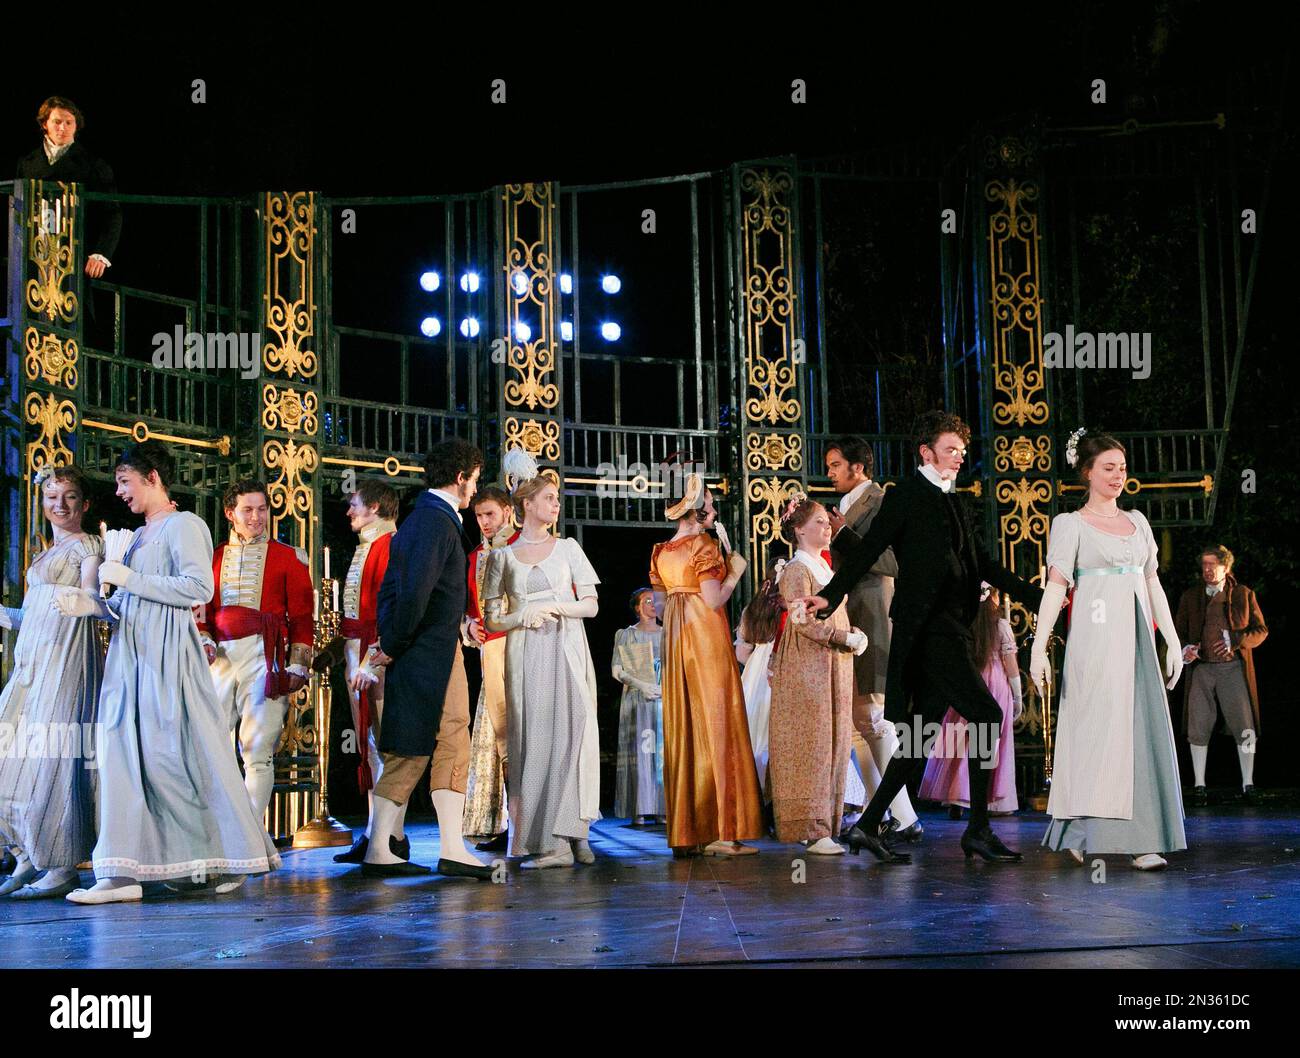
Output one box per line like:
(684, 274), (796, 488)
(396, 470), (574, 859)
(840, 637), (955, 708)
(919, 583), (1023, 819)
(767, 496), (868, 855)
(0, 467), (103, 899)
(1030, 431), (1186, 871)
(613, 588), (665, 824)
(53, 441), (280, 903)
(482, 451), (601, 869)
(734, 557), (785, 806)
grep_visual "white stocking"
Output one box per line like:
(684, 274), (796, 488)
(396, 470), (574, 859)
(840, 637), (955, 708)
(1190, 743), (1209, 787)
(1237, 744), (1255, 789)
(432, 789), (482, 866)
(364, 795), (405, 865)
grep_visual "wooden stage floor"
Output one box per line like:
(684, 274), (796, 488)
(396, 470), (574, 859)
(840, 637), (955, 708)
(3, 806), (1298, 970)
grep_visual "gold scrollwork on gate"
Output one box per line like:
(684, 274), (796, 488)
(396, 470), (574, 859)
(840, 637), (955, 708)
(504, 416), (560, 461)
(502, 183), (560, 412)
(740, 169), (801, 426)
(24, 327), (79, 388)
(994, 434), (1051, 474)
(995, 477), (1051, 637)
(262, 384), (319, 436)
(263, 439), (318, 550)
(25, 183), (79, 323)
(986, 178), (1047, 428)
(263, 191), (318, 380)
(746, 432), (803, 472)
(747, 475), (803, 591)
(24, 392), (77, 472)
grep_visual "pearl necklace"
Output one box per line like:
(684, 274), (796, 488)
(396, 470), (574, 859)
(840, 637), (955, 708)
(518, 532), (552, 545)
(1083, 504), (1124, 519)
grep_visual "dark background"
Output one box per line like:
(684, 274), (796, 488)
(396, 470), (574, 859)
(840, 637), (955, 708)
(4, 6), (1296, 809)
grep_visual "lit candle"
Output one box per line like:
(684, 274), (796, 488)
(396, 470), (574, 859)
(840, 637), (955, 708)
(332, 579), (339, 613)
(99, 521), (108, 539)
(313, 589), (320, 618)
(323, 546), (331, 580)
(1039, 564), (1046, 585)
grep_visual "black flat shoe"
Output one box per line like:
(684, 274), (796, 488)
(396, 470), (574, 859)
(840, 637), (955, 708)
(961, 826), (1022, 863)
(359, 860), (432, 877)
(1192, 786), (1208, 807)
(884, 820), (925, 845)
(948, 805), (963, 821)
(0, 849), (16, 876)
(333, 836), (369, 863)
(1241, 785), (1260, 806)
(844, 826), (911, 863)
(391, 834), (411, 861)
(475, 832), (509, 853)
(437, 858), (495, 881)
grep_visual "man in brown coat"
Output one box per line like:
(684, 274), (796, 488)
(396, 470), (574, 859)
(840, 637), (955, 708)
(827, 438), (922, 843)
(1173, 545), (1268, 805)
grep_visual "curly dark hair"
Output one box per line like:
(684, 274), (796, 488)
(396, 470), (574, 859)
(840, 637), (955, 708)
(827, 437), (874, 479)
(423, 439), (483, 489)
(222, 479), (270, 512)
(354, 479), (399, 520)
(913, 410), (972, 458)
(115, 440), (175, 491)
(473, 485), (512, 511)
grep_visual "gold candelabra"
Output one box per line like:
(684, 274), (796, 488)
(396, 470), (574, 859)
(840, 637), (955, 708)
(292, 576), (353, 848)
(1026, 630), (1061, 811)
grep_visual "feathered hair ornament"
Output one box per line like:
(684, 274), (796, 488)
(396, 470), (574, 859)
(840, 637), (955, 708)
(778, 489), (809, 525)
(1065, 427), (1087, 469)
(502, 447), (539, 492)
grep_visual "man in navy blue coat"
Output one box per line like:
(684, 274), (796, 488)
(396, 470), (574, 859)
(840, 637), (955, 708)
(362, 439), (494, 881)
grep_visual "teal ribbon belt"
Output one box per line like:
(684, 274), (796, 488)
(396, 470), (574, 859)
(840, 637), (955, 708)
(1075, 564), (1144, 577)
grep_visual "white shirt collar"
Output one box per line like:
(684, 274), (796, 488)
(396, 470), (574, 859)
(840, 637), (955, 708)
(228, 528), (268, 547)
(917, 464), (953, 493)
(358, 518), (396, 545)
(43, 137), (73, 165)
(1206, 581), (1225, 597)
(428, 488), (463, 524)
(839, 478), (873, 515)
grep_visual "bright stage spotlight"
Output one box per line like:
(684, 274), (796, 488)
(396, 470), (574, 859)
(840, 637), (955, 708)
(515, 321), (532, 342)
(511, 271), (529, 295)
(460, 271), (481, 293)
(600, 322), (621, 341)
(419, 271), (441, 292)
(559, 273), (573, 295)
(459, 317), (481, 338)
(601, 274), (622, 294)
(420, 316), (442, 337)
(560, 320), (574, 342)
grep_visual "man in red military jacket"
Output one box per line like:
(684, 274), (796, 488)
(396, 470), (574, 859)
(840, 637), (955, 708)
(199, 480), (314, 820)
(333, 480), (401, 864)
(461, 486), (520, 852)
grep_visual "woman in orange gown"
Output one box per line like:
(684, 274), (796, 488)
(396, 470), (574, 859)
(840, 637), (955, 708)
(649, 475), (763, 856)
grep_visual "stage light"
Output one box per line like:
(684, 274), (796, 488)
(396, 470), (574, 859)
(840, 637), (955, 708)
(420, 316), (442, 337)
(419, 271), (441, 292)
(601, 274), (622, 294)
(511, 271), (529, 295)
(515, 321), (532, 342)
(560, 320), (574, 342)
(460, 271), (481, 293)
(600, 322), (621, 341)
(559, 273), (573, 295)
(460, 317), (480, 338)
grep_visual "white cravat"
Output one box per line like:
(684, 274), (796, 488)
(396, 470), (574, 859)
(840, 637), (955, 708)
(838, 478), (873, 515)
(43, 136), (72, 165)
(1206, 581), (1224, 597)
(427, 487), (463, 525)
(917, 463), (953, 493)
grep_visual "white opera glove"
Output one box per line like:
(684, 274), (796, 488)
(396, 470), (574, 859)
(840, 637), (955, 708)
(1146, 575), (1183, 690)
(97, 560), (131, 589)
(844, 628), (869, 656)
(53, 586), (99, 618)
(551, 597), (597, 619)
(1029, 581), (1067, 696)
(1010, 675), (1025, 721)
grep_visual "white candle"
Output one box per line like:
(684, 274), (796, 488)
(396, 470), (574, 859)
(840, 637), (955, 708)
(1039, 564), (1046, 584)
(323, 546), (331, 580)
(313, 589), (320, 618)
(332, 580), (339, 613)
(99, 521), (108, 539)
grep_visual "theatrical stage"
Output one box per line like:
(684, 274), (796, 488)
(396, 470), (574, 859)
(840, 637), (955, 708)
(5, 804), (1297, 970)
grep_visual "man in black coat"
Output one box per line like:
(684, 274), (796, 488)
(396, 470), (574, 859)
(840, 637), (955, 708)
(362, 439), (493, 881)
(17, 97), (121, 276)
(803, 411), (1046, 864)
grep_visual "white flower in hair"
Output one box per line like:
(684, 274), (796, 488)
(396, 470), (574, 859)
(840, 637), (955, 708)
(780, 489), (808, 524)
(1065, 427), (1087, 469)
(502, 447), (539, 489)
(33, 465), (54, 487)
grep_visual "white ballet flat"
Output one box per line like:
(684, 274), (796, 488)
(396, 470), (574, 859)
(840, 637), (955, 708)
(214, 875), (246, 894)
(703, 841), (758, 856)
(572, 839), (595, 865)
(1131, 854), (1167, 871)
(521, 846), (575, 870)
(1066, 848), (1085, 866)
(804, 838), (845, 856)
(66, 884), (143, 904)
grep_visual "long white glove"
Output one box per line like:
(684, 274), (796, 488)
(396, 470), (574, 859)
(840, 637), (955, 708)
(97, 560), (131, 589)
(1029, 581), (1067, 696)
(844, 628), (869, 656)
(1146, 575), (1184, 690)
(614, 666), (661, 699)
(53, 586), (100, 618)
(1010, 674), (1025, 720)
(551, 597), (598, 619)
(485, 600), (559, 633)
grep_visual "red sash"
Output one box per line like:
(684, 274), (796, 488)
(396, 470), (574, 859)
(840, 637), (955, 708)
(212, 605), (293, 698)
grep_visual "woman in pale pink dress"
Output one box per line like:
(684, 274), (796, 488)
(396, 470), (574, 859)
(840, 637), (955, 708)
(919, 584), (1024, 817)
